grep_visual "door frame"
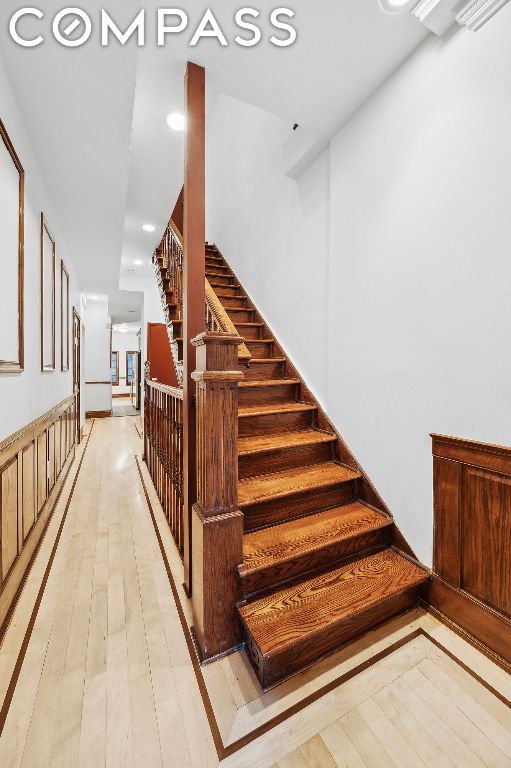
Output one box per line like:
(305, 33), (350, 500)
(72, 307), (81, 444)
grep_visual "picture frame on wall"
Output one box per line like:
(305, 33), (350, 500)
(41, 214), (56, 372)
(0, 118), (24, 373)
(61, 261), (70, 371)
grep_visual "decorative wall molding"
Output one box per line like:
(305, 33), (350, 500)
(0, 396), (76, 632)
(454, 0), (510, 30)
(380, 0), (510, 34)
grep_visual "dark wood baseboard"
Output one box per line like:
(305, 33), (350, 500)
(112, 393), (131, 399)
(423, 576), (511, 673)
(85, 410), (112, 419)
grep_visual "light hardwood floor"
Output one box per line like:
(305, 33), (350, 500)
(0, 416), (509, 767)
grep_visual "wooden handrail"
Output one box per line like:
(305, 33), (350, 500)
(205, 280), (251, 361)
(145, 377), (183, 399)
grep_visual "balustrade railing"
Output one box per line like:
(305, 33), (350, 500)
(153, 219), (251, 369)
(144, 378), (184, 553)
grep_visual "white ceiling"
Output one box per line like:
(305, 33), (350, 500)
(0, 0), (429, 297)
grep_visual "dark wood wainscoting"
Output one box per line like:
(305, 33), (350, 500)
(0, 396), (76, 632)
(424, 434), (511, 667)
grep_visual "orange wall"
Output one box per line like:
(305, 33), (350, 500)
(146, 323), (178, 387)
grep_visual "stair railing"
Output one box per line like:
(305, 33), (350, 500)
(153, 219), (251, 381)
(144, 377), (184, 553)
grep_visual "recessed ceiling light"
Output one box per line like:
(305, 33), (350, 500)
(142, 223), (156, 232)
(90, 295), (99, 301)
(134, 259), (144, 266)
(379, 0), (413, 11)
(166, 112), (186, 132)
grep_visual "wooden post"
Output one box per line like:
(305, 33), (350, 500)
(183, 62), (206, 595)
(191, 332), (244, 660)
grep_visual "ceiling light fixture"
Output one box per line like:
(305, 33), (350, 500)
(134, 259), (144, 266)
(166, 111), (186, 132)
(142, 223), (156, 232)
(379, 0), (416, 11)
(90, 295), (99, 300)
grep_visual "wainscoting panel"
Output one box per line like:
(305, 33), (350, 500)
(0, 396), (76, 632)
(426, 434), (511, 666)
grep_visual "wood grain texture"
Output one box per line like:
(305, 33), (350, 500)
(239, 503), (391, 597)
(239, 550), (428, 687)
(0, 398), (76, 632)
(428, 434), (511, 667)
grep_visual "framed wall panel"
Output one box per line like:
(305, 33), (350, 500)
(41, 214), (55, 371)
(61, 261), (70, 371)
(0, 118), (24, 373)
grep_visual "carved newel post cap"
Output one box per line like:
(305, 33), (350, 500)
(191, 331), (245, 383)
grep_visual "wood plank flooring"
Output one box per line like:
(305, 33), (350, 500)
(0, 415), (509, 767)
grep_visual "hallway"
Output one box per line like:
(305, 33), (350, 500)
(0, 416), (510, 767)
(0, 415), (218, 767)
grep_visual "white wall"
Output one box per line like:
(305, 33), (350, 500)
(83, 299), (111, 415)
(0, 55), (83, 441)
(111, 328), (140, 396)
(206, 11), (511, 566)
(119, 271), (165, 369)
(206, 95), (331, 405)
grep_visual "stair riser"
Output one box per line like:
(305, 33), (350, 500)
(206, 273), (233, 286)
(206, 257), (224, 266)
(206, 263), (229, 272)
(243, 588), (419, 688)
(245, 341), (274, 358)
(239, 441), (335, 480)
(226, 309), (254, 323)
(244, 361), (285, 380)
(172, 339), (183, 360)
(215, 286), (242, 298)
(239, 528), (391, 599)
(239, 409), (314, 437)
(219, 296), (247, 309)
(235, 325), (263, 340)
(242, 480), (358, 531)
(165, 306), (179, 322)
(238, 383), (299, 407)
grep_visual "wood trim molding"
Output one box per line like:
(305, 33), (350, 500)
(85, 410), (111, 419)
(0, 118), (24, 374)
(40, 213), (56, 372)
(85, 381), (111, 385)
(111, 350), (119, 386)
(0, 396), (74, 466)
(60, 260), (70, 372)
(423, 578), (511, 672)
(425, 433), (511, 668)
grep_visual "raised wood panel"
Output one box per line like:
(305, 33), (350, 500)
(37, 431), (47, 514)
(1, 457), (19, 579)
(461, 466), (511, 617)
(48, 424), (55, 492)
(433, 457), (461, 586)
(22, 444), (36, 541)
(55, 416), (62, 478)
(429, 434), (511, 667)
(0, 397), (76, 632)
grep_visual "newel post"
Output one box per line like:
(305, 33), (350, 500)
(190, 331), (244, 660)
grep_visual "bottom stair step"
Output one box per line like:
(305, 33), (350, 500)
(238, 548), (429, 688)
(238, 503), (392, 596)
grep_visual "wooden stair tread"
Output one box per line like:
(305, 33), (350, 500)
(238, 379), (299, 389)
(238, 462), (361, 507)
(238, 429), (335, 456)
(234, 322), (264, 327)
(238, 549), (428, 655)
(247, 357), (285, 364)
(241, 503), (391, 573)
(238, 402), (315, 418)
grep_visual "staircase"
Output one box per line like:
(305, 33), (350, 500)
(154, 239), (429, 689)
